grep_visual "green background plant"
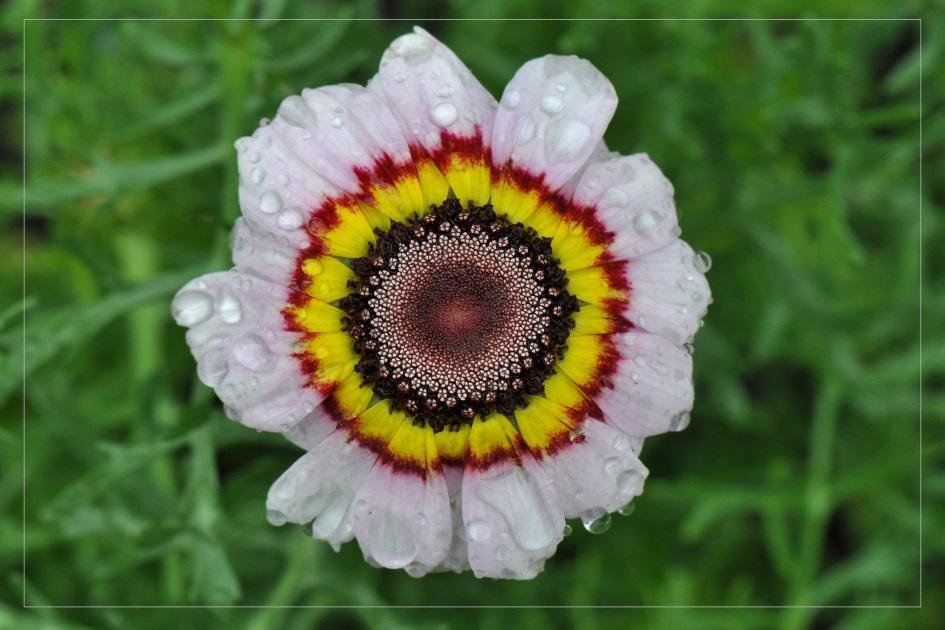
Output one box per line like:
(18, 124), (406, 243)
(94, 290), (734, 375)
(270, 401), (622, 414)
(2, 0), (942, 628)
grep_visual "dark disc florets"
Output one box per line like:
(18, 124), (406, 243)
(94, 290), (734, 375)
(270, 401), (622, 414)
(340, 198), (578, 431)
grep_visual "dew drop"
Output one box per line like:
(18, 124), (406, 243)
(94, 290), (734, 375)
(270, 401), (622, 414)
(250, 166), (266, 185)
(540, 95), (563, 114)
(436, 85), (454, 98)
(466, 519), (491, 542)
(618, 501), (636, 517)
(683, 342), (695, 355)
(601, 187), (629, 208)
(563, 523), (573, 537)
(277, 208), (304, 230)
(495, 545), (509, 561)
(568, 427), (586, 443)
(430, 102), (458, 128)
(171, 290), (213, 327)
(633, 210), (658, 235)
(515, 117), (536, 144)
(612, 434), (630, 452)
(669, 412), (691, 432)
(266, 509), (287, 526)
(693, 251), (712, 273)
(555, 83), (568, 93)
(232, 334), (274, 371)
(393, 72), (406, 83)
(502, 89), (520, 108)
(544, 117), (591, 162)
(603, 457), (623, 475)
(259, 190), (282, 214)
(216, 290), (243, 324)
(580, 508), (612, 535)
(617, 469), (643, 498)
(389, 32), (433, 63)
(248, 151), (261, 163)
(331, 116), (343, 129)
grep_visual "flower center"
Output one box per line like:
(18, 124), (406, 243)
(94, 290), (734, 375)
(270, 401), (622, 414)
(340, 199), (578, 431)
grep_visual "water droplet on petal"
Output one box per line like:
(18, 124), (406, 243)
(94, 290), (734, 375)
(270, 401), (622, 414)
(544, 117), (591, 162)
(250, 166), (266, 185)
(259, 190), (282, 214)
(541, 95), (563, 114)
(618, 501), (636, 517)
(633, 210), (658, 235)
(563, 523), (573, 537)
(277, 208), (304, 230)
(502, 89), (520, 108)
(580, 508), (612, 534)
(466, 519), (491, 542)
(232, 334), (274, 371)
(669, 412), (691, 432)
(393, 72), (406, 83)
(216, 290), (243, 324)
(568, 427), (586, 443)
(267, 509), (287, 526)
(693, 251), (712, 273)
(683, 342), (695, 355)
(331, 116), (343, 128)
(415, 512), (427, 527)
(612, 434), (630, 451)
(515, 117), (536, 144)
(171, 290), (214, 327)
(436, 85), (454, 98)
(603, 457), (623, 475)
(430, 102), (458, 128)
(617, 469), (643, 497)
(389, 32), (433, 64)
(495, 545), (509, 561)
(555, 83), (568, 93)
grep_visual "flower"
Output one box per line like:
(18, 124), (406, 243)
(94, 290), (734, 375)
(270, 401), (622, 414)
(171, 26), (711, 580)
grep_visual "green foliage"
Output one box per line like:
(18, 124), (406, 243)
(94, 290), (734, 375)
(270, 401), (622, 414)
(2, 0), (942, 628)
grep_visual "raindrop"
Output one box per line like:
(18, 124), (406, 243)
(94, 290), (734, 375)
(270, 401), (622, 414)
(555, 83), (568, 93)
(232, 334), (274, 371)
(618, 501), (636, 517)
(580, 508), (612, 535)
(248, 151), (261, 163)
(633, 210), (658, 235)
(617, 469), (642, 497)
(216, 290), (243, 324)
(683, 342), (695, 355)
(466, 519), (491, 542)
(430, 102), (458, 128)
(603, 457), (623, 475)
(540, 95), (563, 114)
(266, 509), (287, 526)
(502, 89), (520, 108)
(563, 523), (573, 537)
(171, 290), (213, 327)
(669, 412), (691, 432)
(250, 166), (266, 185)
(393, 72), (406, 83)
(277, 208), (304, 230)
(436, 85), (454, 98)
(544, 117), (591, 162)
(693, 251), (712, 273)
(259, 190), (282, 214)
(331, 116), (344, 128)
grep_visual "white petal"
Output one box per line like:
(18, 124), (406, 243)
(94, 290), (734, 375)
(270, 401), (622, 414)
(593, 331), (694, 437)
(351, 464), (452, 573)
(369, 26), (497, 157)
(462, 459), (564, 579)
(266, 430), (376, 550)
(570, 153), (680, 259)
(540, 418), (647, 518)
(625, 239), (711, 346)
(171, 271), (321, 432)
(492, 55), (617, 191)
(229, 218), (300, 286)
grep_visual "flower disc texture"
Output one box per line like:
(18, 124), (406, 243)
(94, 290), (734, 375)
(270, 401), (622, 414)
(172, 27), (711, 579)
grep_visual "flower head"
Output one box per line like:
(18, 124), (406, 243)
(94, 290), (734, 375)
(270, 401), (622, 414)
(172, 27), (711, 579)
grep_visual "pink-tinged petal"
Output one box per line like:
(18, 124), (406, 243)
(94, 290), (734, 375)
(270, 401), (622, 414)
(351, 465), (452, 574)
(541, 418), (647, 518)
(368, 27), (498, 204)
(431, 466), (469, 574)
(593, 331), (694, 437)
(266, 430), (377, 550)
(235, 123), (340, 245)
(269, 85), (419, 195)
(492, 55), (617, 192)
(625, 239), (712, 346)
(229, 218), (299, 286)
(171, 271), (321, 432)
(462, 459), (564, 579)
(570, 153), (680, 259)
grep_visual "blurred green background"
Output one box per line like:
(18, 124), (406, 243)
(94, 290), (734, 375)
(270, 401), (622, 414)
(3, 0), (942, 628)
